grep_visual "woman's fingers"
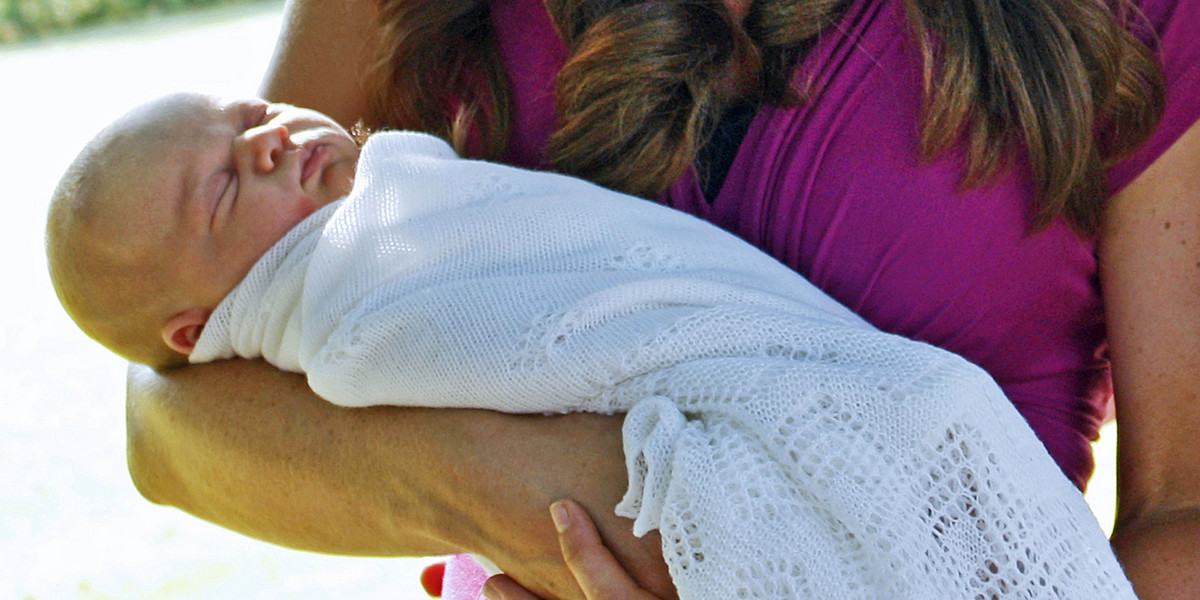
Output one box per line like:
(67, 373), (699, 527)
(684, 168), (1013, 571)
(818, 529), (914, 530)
(483, 574), (544, 600)
(551, 500), (664, 600)
(480, 500), (667, 600)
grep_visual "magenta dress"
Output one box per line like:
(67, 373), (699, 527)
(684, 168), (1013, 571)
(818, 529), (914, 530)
(490, 0), (1200, 490)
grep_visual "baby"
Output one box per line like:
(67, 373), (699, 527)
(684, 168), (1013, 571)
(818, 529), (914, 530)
(46, 92), (360, 370)
(46, 93), (1134, 600)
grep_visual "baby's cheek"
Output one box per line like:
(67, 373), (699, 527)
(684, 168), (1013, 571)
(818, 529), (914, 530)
(322, 161), (356, 200)
(269, 198), (318, 240)
(296, 197), (319, 218)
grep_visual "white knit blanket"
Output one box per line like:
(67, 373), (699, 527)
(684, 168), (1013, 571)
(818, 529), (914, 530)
(192, 132), (1134, 599)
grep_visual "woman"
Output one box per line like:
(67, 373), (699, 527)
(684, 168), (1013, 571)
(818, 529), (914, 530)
(126, 0), (1200, 597)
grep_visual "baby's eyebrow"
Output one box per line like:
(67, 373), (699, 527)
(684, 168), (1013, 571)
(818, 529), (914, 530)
(223, 99), (269, 128)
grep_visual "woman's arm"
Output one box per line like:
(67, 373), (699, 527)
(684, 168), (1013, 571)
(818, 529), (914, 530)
(258, 0), (380, 128)
(1100, 119), (1200, 600)
(126, 359), (673, 599)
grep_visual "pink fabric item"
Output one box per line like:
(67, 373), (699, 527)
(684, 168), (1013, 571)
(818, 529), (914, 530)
(489, 0), (1200, 489)
(438, 554), (490, 600)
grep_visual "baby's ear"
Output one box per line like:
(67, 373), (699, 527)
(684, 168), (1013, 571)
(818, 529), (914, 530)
(161, 308), (212, 356)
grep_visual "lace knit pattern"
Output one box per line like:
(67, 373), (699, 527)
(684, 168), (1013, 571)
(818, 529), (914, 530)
(192, 132), (1134, 599)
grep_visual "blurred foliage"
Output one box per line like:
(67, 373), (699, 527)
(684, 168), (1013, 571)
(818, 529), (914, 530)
(0, 0), (259, 43)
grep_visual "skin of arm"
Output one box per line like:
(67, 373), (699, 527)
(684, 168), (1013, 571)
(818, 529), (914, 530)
(257, 0), (380, 128)
(126, 358), (674, 599)
(1100, 119), (1200, 600)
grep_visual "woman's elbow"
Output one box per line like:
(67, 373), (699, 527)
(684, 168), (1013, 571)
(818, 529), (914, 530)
(124, 363), (183, 507)
(126, 430), (172, 505)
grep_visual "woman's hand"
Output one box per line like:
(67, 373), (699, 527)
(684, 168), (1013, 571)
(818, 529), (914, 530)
(483, 500), (670, 600)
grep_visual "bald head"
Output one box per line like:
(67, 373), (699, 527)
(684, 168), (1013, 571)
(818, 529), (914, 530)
(45, 93), (219, 368)
(47, 91), (358, 368)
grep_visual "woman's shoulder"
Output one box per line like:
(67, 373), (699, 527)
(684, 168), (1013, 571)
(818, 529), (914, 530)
(1108, 0), (1200, 194)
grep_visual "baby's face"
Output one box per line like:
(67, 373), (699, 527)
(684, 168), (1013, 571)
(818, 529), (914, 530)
(195, 96), (359, 236)
(110, 93), (360, 307)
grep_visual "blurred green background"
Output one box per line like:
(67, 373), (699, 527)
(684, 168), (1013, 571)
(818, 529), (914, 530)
(0, 0), (271, 43)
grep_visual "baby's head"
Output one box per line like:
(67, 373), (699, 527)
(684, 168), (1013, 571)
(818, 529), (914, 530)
(46, 92), (360, 369)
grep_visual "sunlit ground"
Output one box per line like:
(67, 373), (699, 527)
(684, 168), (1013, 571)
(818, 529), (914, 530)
(0, 5), (1118, 598)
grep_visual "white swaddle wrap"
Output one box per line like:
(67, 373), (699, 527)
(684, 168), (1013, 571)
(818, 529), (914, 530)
(192, 132), (1134, 599)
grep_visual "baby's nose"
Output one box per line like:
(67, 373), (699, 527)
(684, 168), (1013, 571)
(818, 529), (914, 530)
(239, 125), (294, 173)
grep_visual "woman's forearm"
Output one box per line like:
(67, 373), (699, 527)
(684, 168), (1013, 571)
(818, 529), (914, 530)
(125, 359), (672, 599)
(126, 359), (459, 555)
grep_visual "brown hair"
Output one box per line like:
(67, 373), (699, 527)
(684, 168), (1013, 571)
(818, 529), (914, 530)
(361, 0), (510, 157)
(905, 0), (1164, 232)
(365, 0), (1164, 234)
